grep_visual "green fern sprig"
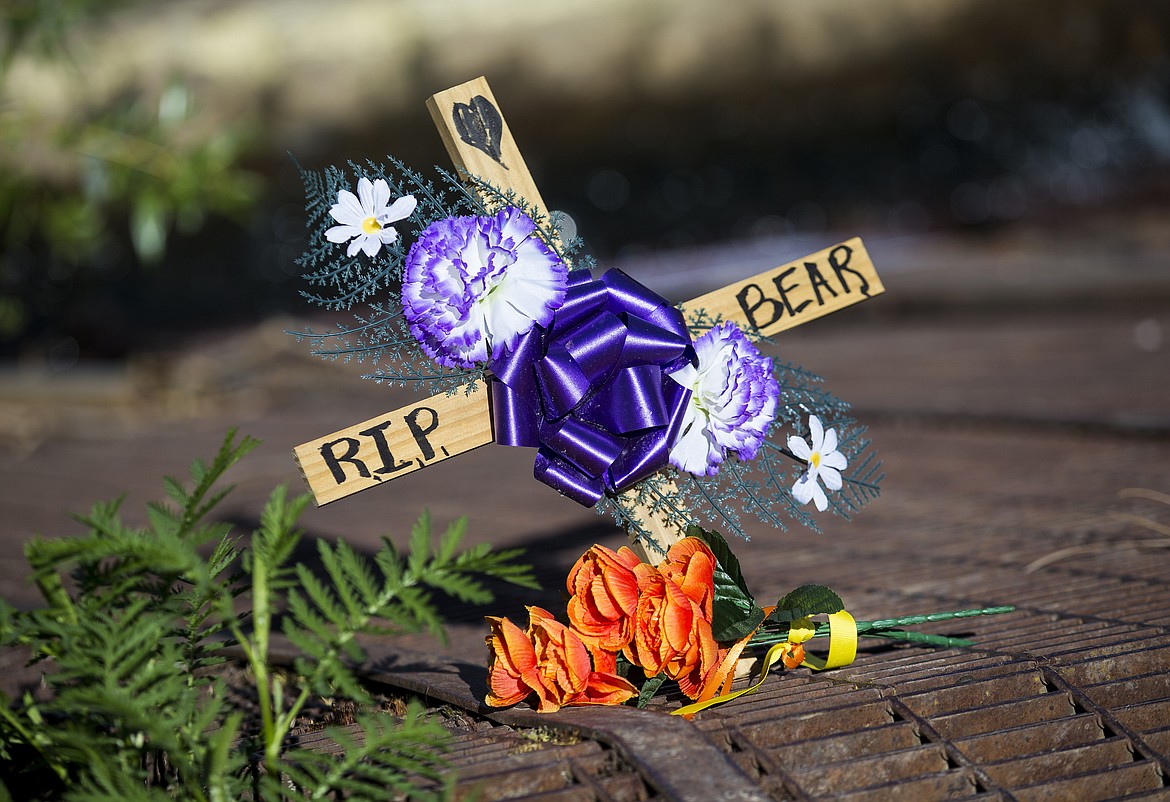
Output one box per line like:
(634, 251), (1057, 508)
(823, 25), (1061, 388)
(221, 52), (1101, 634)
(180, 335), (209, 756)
(237, 491), (537, 784)
(270, 708), (451, 802)
(824, 422), (884, 518)
(292, 161), (489, 393)
(273, 513), (537, 702)
(597, 401), (881, 542)
(1, 430), (537, 801)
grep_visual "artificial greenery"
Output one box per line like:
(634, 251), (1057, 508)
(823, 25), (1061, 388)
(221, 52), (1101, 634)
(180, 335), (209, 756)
(602, 400), (882, 548)
(0, 430), (537, 801)
(293, 159), (591, 395)
(600, 307), (882, 545)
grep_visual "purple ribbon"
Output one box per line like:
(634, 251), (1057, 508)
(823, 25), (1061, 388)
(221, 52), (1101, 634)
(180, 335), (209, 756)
(488, 269), (695, 506)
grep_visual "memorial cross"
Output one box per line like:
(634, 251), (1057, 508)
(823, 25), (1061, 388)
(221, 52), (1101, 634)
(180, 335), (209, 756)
(294, 76), (884, 560)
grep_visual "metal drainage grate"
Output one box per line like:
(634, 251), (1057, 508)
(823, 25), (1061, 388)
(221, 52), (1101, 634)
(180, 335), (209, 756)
(693, 630), (1170, 801)
(293, 716), (658, 801)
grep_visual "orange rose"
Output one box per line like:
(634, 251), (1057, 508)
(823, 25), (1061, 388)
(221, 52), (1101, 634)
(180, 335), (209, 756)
(485, 607), (636, 712)
(572, 648), (642, 706)
(566, 544), (643, 654)
(625, 570), (722, 699)
(618, 538), (724, 699)
(658, 537), (717, 618)
(666, 619), (723, 699)
(485, 613), (554, 710)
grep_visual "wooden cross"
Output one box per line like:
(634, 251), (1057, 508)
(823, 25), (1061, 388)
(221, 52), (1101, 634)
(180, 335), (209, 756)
(294, 76), (884, 561)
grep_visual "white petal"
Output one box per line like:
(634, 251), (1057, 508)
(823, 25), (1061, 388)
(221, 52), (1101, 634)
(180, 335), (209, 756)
(360, 234), (381, 258)
(326, 224), (359, 243)
(380, 194), (417, 224)
(330, 191), (364, 225)
(820, 466), (842, 490)
(371, 178), (391, 211)
(482, 294), (533, 351)
(787, 435), (811, 461)
(813, 482), (829, 512)
(820, 426), (838, 456)
(792, 473), (815, 505)
(346, 237), (363, 257)
(357, 177), (375, 214)
(809, 415), (824, 452)
(378, 226), (399, 245)
(667, 363), (697, 390)
(821, 450), (848, 471)
(669, 413), (719, 475)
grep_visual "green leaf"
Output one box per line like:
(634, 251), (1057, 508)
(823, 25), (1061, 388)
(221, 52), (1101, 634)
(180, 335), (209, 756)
(685, 525), (766, 643)
(685, 525), (751, 599)
(409, 510), (433, 578)
(637, 675), (666, 709)
(436, 515), (467, 563)
(769, 584), (845, 623)
(712, 599), (766, 643)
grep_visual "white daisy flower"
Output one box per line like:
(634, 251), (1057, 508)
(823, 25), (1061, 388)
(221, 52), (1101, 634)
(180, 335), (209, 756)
(325, 177), (416, 258)
(788, 414), (848, 512)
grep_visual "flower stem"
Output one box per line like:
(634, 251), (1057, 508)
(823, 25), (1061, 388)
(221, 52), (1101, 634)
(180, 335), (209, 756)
(858, 630), (974, 648)
(748, 606), (1014, 651)
(855, 606), (1016, 632)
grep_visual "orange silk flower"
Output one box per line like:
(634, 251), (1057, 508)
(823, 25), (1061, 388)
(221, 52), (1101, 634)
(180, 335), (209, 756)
(625, 567), (722, 699)
(485, 606), (636, 712)
(566, 544), (643, 653)
(657, 536), (717, 618)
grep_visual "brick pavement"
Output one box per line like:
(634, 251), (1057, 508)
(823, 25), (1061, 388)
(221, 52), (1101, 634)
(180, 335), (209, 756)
(2, 232), (1169, 799)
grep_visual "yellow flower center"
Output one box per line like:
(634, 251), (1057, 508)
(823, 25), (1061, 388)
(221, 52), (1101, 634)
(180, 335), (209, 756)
(361, 216), (382, 235)
(810, 451), (821, 469)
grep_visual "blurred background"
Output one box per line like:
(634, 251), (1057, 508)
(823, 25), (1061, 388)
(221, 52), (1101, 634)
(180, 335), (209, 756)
(1, 0), (1168, 440)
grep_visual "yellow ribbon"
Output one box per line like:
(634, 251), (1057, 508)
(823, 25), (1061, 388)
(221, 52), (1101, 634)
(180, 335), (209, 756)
(670, 609), (858, 718)
(787, 616), (817, 645)
(800, 610), (857, 670)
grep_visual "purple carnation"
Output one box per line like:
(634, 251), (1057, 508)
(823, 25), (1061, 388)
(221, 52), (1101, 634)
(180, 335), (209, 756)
(667, 321), (780, 476)
(402, 208), (568, 369)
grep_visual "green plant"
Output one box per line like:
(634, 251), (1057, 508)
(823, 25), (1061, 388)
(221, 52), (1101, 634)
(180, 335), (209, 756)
(0, 430), (537, 801)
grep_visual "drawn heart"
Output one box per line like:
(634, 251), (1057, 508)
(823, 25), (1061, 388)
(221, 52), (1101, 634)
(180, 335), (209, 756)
(451, 95), (508, 168)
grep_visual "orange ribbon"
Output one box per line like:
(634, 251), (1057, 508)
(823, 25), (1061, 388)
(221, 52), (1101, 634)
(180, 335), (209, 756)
(672, 610), (857, 718)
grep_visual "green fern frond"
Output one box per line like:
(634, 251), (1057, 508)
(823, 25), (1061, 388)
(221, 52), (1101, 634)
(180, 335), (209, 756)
(254, 485), (309, 570)
(395, 585), (446, 640)
(284, 585), (338, 645)
(435, 515), (465, 563)
(273, 708), (449, 802)
(65, 767), (175, 802)
(4, 432), (534, 800)
(176, 431), (260, 534)
(333, 539), (383, 612)
(301, 561), (357, 632)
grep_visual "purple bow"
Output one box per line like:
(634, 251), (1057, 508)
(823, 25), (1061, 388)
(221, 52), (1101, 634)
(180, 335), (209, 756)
(488, 269), (695, 506)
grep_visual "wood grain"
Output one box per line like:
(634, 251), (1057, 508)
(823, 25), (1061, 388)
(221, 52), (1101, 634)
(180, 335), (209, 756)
(681, 237), (883, 337)
(426, 76), (550, 219)
(294, 383), (492, 505)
